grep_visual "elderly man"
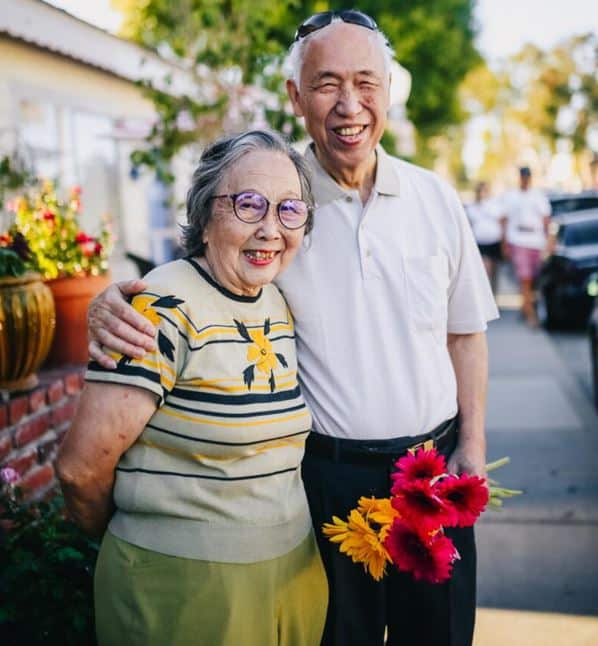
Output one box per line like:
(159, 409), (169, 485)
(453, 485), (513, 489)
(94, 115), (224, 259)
(88, 10), (498, 646)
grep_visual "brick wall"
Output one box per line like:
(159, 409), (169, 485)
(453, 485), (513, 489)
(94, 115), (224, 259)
(0, 367), (85, 500)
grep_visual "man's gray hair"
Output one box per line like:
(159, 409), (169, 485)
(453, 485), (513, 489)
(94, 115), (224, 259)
(284, 17), (395, 86)
(183, 129), (315, 257)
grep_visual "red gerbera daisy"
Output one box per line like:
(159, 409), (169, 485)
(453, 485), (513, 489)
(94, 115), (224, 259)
(437, 474), (489, 527)
(384, 519), (459, 584)
(391, 479), (456, 531)
(391, 448), (446, 491)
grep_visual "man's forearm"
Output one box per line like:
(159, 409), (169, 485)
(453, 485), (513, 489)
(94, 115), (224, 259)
(447, 331), (488, 474)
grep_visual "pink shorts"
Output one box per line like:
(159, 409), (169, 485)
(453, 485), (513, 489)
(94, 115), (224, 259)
(509, 244), (542, 281)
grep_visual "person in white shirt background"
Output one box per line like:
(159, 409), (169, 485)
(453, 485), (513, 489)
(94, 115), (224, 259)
(466, 181), (503, 295)
(502, 166), (552, 327)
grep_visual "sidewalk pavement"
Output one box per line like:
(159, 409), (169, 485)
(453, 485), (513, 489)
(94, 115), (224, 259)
(474, 608), (598, 646)
(474, 268), (598, 644)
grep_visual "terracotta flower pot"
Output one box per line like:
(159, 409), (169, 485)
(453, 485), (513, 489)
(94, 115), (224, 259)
(0, 272), (56, 391)
(45, 272), (111, 367)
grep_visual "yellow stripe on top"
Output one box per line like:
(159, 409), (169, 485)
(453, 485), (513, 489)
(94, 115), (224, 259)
(182, 370), (297, 388)
(162, 406), (311, 428)
(166, 309), (293, 342)
(136, 434), (308, 462)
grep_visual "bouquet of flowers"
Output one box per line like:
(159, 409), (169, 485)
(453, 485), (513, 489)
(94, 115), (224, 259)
(323, 449), (521, 583)
(7, 180), (112, 279)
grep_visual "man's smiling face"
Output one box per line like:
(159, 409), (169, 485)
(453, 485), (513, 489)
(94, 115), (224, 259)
(287, 22), (390, 180)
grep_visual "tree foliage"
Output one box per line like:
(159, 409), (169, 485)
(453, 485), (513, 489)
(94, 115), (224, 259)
(458, 33), (597, 184)
(112, 0), (480, 172)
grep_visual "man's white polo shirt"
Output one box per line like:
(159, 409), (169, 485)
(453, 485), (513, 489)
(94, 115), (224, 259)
(276, 145), (499, 440)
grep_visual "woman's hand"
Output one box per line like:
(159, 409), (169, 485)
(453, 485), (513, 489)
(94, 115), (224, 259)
(88, 279), (157, 368)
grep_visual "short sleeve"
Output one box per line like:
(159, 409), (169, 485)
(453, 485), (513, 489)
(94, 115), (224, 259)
(86, 289), (187, 407)
(445, 189), (500, 333)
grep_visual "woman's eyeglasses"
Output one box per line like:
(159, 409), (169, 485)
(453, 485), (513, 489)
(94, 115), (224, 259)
(294, 10), (379, 42)
(210, 191), (311, 230)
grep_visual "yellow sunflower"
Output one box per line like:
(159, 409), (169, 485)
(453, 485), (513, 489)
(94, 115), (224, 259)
(247, 329), (277, 374)
(323, 508), (391, 581)
(357, 496), (399, 542)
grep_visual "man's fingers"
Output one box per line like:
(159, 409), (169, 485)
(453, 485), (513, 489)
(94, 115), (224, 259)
(106, 285), (156, 337)
(88, 340), (117, 369)
(446, 452), (486, 478)
(117, 279), (147, 296)
(94, 307), (156, 351)
(93, 327), (148, 359)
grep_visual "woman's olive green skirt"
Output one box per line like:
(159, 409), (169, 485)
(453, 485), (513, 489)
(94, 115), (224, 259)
(94, 531), (328, 646)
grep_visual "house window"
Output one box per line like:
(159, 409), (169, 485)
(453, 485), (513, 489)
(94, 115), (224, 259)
(18, 99), (61, 180)
(17, 99), (118, 234)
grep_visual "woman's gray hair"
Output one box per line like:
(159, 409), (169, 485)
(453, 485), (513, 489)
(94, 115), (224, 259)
(182, 129), (315, 257)
(284, 18), (395, 86)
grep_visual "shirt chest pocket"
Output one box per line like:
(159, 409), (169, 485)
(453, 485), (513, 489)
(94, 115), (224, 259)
(403, 255), (449, 334)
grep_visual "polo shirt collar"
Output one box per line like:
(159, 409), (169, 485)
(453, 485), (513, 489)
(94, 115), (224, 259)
(305, 143), (401, 207)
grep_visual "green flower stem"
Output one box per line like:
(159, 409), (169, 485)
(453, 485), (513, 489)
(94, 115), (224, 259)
(485, 456), (523, 511)
(486, 456), (511, 472)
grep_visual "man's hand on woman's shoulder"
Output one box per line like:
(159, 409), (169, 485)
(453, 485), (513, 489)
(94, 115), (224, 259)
(88, 279), (157, 369)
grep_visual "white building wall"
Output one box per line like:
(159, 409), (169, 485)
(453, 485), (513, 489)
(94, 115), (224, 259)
(0, 36), (160, 273)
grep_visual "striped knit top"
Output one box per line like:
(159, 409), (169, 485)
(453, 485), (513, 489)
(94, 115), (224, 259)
(86, 258), (313, 563)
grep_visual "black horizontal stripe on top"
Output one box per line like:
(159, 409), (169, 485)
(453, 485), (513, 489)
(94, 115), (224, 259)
(165, 401), (307, 418)
(145, 422), (310, 446)
(169, 385), (302, 405)
(116, 465), (300, 481)
(155, 312), (295, 353)
(87, 364), (162, 386)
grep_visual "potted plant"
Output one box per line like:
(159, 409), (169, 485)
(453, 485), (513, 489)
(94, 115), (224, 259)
(11, 181), (113, 366)
(0, 232), (55, 392)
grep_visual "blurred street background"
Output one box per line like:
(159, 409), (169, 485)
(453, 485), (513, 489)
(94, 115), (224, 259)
(475, 265), (598, 644)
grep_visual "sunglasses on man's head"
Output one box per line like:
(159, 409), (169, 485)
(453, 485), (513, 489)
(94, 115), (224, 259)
(294, 10), (379, 42)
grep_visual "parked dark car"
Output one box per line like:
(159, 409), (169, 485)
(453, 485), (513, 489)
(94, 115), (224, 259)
(536, 209), (598, 329)
(588, 275), (598, 411)
(549, 191), (598, 216)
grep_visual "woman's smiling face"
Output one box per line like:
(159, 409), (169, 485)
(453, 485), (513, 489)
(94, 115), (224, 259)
(202, 150), (306, 296)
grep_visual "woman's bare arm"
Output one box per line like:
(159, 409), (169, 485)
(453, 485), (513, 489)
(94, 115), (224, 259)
(56, 382), (158, 537)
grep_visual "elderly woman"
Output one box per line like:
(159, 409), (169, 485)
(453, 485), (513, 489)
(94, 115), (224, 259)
(56, 130), (327, 646)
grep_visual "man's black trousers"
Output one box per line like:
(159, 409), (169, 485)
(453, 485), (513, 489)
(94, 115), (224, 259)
(302, 430), (477, 646)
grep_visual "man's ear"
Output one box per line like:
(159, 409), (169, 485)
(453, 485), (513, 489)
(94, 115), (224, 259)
(286, 79), (304, 118)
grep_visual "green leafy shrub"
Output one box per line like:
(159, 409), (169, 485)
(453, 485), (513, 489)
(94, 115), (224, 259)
(0, 468), (99, 645)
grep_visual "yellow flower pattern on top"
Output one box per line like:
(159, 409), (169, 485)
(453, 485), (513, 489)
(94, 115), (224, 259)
(235, 317), (287, 392)
(131, 295), (161, 326)
(246, 329), (278, 375)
